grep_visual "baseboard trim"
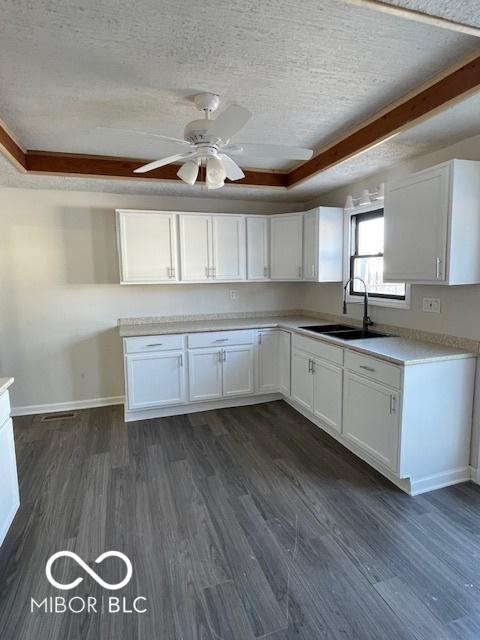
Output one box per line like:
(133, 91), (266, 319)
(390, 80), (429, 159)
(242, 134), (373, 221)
(470, 465), (480, 485)
(408, 467), (472, 496)
(125, 393), (282, 422)
(11, 396), (125, 417)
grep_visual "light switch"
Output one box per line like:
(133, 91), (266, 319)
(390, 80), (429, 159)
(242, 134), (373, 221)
(422, 297), (441, 313)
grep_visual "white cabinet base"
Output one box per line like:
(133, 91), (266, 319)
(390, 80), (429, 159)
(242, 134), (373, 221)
(124, 393), (282, 422)
(285, 396), (471, 496)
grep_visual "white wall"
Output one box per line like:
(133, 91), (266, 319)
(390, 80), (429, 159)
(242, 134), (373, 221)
(0, 188), (304, 409)
(305, 133), (480, 342)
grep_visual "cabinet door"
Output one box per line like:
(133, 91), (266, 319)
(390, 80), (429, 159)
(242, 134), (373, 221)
(270, 214), (303, 280)
(343, 372), (399, 471)
(384, 165), (449, 282)
(303, 210), (318, 280)
(256, 330), (279, 393)
(0, 418), (20, 546)
(246, 216), (269, 280)
(179, 214), (211, 281)
(126, 351), (186, 410)
(188, 348), (223, 401)
(312, 358), (342, 433)
(211, 215), (246, 280)
(278, 330), (291, 396)
(117, 210), (178, 283)
(291, 349), (314, 412)
(223, 345), (254, 397)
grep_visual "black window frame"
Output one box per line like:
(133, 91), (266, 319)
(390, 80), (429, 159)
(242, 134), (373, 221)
(349, 208), (406, 301)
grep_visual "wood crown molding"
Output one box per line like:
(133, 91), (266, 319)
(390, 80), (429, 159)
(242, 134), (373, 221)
(1, 53), (480, 190)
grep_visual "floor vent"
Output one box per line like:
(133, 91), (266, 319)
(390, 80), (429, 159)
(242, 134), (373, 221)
(40, 412), (77, 422)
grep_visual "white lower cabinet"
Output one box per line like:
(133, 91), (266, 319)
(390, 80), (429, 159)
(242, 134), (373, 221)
(291, 348), (342, 429)
(312, 358), (342, 433)
(126, 351), (186, 410)
(223, 345), (255, 397)
(291, 349), (314, 412)
(188, 348), (223, 401)
(0, 385), (20, 547)
(256, 329), (291, 395)
(342, 372), (399, 472)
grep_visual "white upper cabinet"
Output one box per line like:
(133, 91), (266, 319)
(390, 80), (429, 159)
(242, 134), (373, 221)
(211, 215), (246, 280)
(302, 207), (343, 282)
(384, 160), (480, 285)
(179, 213), (245, 282)
(116, 210), (178, 283)
(246, 216), (269, 280)
(270, 213), (303, 280)
(179, 214), (211, 281)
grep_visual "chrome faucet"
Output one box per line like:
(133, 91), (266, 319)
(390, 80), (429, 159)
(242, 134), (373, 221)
(342, 277), (373, 332)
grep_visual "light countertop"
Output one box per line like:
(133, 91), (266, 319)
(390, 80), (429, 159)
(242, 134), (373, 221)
(118, 315), (475, 366)
(0, 377), (14, 396)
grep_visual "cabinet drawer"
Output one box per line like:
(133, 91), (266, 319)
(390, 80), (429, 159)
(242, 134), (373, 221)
(345, 351), (401, 389)
(187, 330), (254, 348)
(124, 334), (185, 353)
(292, 334), (343, 365)
(0, 391), (11, 428)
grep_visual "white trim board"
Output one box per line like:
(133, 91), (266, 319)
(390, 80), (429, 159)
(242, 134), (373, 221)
(11, 396), (124, 417)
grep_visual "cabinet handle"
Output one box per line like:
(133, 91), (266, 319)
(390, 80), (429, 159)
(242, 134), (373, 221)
(178, 354), (183, 367)
(311, 360), (315, 374)
(436, 257), (442, 279)
(308, 359), (312, 373)
(170, 267), (175, 279)
(205, 266), (210, 278)
(360, 365), (375, 372)
(147, 343), (163, 347)
(214, 338), (229, 343)
(223, 350), (226, 361)
(218, 350), (223, 363)
(389, 395), (396, 414)
(258, 333), (262, 345)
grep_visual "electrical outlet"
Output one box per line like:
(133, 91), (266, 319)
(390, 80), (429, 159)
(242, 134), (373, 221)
(230, 290), (240, 300)
(422, 297), (441, 313)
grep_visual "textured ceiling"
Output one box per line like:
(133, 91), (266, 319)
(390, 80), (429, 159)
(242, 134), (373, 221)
(381, 1), (480, 28)
(1, 0), (479, 200)
(0, 0), (479, 173)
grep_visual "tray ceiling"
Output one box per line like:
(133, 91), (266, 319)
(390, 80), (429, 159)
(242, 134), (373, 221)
(0, 0), (479, 198)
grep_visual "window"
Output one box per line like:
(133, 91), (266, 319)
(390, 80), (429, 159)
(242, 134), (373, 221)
(349, 209), (406, 301)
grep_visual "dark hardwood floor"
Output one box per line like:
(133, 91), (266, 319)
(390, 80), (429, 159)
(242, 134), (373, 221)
(1, 400), (480, 639)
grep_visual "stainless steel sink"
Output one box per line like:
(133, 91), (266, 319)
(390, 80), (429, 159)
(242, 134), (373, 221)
(300, 325), (391, 340)
(299, 324), (357, 333)
(326, 330), (390, 340)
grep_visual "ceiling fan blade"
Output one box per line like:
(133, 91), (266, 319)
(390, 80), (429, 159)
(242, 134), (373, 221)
(207, 104), (252, 140)
(98, 127), (192, 147)
(223, 142), (313, 161)
(134, 152), (195, 174)
(218, 154), (245, 181)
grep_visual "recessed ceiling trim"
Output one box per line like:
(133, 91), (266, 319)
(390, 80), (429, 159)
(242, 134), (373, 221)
(1, 54), (480, 191)
(287, 53), (480, 187)
(0, 120), (25, 171)
(25, 151), (288, 188)
(341, 0), (480, 38)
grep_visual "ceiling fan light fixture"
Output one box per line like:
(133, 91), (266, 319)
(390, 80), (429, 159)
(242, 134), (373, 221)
(206, 155), (227, 189)
(177, 159), (200, 185)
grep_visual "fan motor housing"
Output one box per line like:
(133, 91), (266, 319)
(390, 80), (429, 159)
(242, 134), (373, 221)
(184, 119), (220, 146)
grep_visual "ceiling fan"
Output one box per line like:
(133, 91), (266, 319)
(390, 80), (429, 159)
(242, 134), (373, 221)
(106, 93), (314, 189)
